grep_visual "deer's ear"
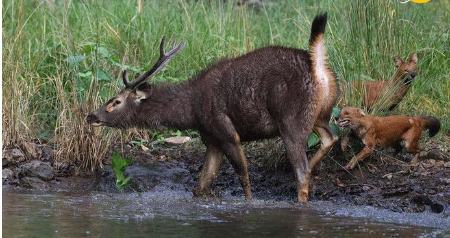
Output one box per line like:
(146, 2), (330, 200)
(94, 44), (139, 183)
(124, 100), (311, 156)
(394, 56), (403, 68)
(134, 84), (152, 103)
(408, 53), (418, 64)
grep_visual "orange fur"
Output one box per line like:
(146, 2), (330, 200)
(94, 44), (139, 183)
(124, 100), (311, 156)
(338, 107), (440, 170)
(352, 53), (418, 111)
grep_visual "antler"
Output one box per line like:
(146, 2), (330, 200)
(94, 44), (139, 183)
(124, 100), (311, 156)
(122, 37), (186, 89)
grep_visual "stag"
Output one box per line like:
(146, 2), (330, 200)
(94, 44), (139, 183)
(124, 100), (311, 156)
(87, 13), (338, 202)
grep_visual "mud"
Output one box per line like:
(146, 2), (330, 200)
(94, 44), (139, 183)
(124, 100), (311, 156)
(2, 136), (450, 229)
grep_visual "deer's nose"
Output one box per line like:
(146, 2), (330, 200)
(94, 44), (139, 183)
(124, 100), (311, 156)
(86, 114), (99, 124)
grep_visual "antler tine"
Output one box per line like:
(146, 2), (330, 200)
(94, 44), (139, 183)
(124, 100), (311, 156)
(159, 36), (166, 57)
(125, 37), (186, 89)
(122, 70), (130, 87)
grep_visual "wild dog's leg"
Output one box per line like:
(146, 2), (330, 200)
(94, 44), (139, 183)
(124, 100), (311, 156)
(309, 121), (338, 170)
(403, 127), (422, 164)
(193, 144), (224, 197)
(340, 133), (351, 153)
(279, 121), (312, 203)
(344, 145), (374, 170)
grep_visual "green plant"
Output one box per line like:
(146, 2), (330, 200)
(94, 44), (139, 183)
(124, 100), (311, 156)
(2, 0), (448, 172)
(307, 107), (342, 148)
(111, 151), (132, 190)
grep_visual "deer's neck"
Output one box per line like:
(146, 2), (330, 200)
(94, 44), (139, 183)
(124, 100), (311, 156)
(138, 83), (196, 130)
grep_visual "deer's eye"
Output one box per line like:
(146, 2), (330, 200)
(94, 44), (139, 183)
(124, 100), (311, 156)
(114, 100), (121, 106)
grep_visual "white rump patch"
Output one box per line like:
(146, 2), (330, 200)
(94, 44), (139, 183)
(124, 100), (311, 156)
(312, 37), (330, 99)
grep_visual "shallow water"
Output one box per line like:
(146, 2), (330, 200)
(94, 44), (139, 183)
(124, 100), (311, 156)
(2, 191), (447, 238)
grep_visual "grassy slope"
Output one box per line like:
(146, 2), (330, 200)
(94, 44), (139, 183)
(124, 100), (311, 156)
(2, 0), (449, 168)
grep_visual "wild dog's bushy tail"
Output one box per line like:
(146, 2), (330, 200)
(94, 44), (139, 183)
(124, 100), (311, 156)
(421, 116), (440, 137)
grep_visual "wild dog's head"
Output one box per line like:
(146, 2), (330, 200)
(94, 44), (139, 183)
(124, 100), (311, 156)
(394, 53), (418, 85)
(337, 106), (366, 129)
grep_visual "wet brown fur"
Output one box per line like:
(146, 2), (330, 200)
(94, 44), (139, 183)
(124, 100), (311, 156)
(87, 13), (337, 202)
(338, 107), (440, 170)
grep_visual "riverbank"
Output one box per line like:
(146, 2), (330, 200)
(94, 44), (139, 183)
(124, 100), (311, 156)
(3, 137), (450, 229)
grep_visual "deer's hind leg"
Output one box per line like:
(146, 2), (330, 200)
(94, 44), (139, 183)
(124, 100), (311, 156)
(278, 118), (314, 203)
(209, 114), (252, 200)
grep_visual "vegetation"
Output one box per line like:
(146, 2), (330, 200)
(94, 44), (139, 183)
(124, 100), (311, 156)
(3, 0), (449, 171)
(111, 151), (132, 190)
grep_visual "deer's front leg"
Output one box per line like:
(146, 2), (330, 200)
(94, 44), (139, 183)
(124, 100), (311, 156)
(193, 144), (224, 197)
(344, 146), (374, 170)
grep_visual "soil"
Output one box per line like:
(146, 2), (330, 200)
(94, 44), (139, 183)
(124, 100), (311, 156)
(3, 136), (450, 216)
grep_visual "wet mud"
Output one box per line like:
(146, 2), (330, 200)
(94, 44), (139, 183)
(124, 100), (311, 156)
(3, 136), (450, 229)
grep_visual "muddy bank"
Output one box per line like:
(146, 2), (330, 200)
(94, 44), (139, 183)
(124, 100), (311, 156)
(2, 137), (450, 228)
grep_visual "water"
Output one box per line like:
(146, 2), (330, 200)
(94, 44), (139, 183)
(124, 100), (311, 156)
(2, 191), (447, 237)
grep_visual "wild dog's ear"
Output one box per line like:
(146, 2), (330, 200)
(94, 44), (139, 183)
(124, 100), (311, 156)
(394, 56), (403, 68)
(408, 53), (418, 64)
(134, 83), (152, 103)
(358, 108), (366, 116)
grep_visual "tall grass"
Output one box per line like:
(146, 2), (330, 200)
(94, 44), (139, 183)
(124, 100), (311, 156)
(3, 0), (449, 171)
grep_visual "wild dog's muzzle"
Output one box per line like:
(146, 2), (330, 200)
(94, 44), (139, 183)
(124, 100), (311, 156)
(337, 118), (351, 128)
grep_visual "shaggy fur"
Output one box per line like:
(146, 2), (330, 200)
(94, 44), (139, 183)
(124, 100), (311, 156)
(87, 13), (338, 202)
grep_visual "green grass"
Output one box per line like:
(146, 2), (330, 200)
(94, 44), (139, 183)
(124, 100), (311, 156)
(3, 0), (449, 170)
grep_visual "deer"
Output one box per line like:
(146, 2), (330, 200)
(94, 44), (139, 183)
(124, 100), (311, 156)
(86, 13), (338, 202)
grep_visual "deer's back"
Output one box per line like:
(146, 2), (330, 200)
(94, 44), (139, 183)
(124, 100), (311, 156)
(192, 46), (317, 141)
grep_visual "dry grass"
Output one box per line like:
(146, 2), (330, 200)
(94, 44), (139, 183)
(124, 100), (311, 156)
(2, 0), (449, 172)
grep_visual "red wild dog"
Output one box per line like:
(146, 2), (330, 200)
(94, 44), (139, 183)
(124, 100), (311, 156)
(86, 13), (338, 202)
(353, 53), (418, 111)
(337, 107), (440, 170)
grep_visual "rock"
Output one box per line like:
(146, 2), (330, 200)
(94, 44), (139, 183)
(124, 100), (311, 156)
(40, 145), (55, 163)
(53, 161), (72, 176)
(422, 159), (436, 169)
(2, 168), (15, 183)
(18, 160), (54, 181)
(444, 162), (450, 168)
(2, 148), (26, 167)
(430, 202), (444, 213)
(22, 142), (41, 160)
(164, 136), (191, 145)
(426, 149), (445, 161)
(20, 177), (49, 190)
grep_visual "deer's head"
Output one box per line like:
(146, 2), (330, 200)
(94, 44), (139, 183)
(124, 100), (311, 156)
(394, 53), (418, 84)
(86, 37), (185, 129)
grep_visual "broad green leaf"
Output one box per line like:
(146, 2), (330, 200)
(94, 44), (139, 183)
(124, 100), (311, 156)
(307, 132), (321, 148)
(95, 69), (111, 81)
(65, 55), (85, 65)
(332, 106), (341, 118)
(77, 71), (92, 78)
(97, 46), (111, 58)
(111, 151), (132, 190)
